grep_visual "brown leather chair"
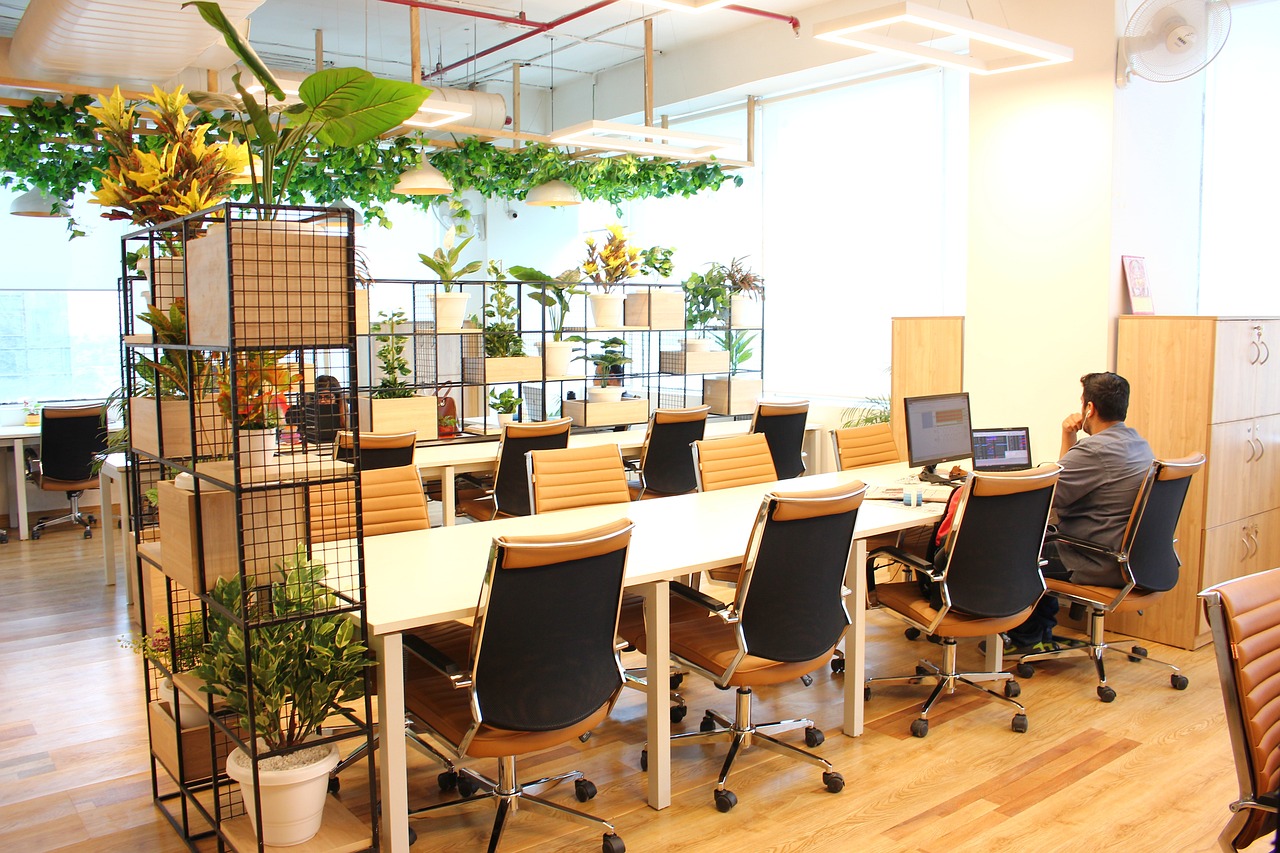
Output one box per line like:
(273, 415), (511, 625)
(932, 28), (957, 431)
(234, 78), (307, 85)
(310, 464), (430, 543)
(750, 400), (808, 480)
(1017, 454), (1205, 702)
(333, 430), (417, 469)
(692, 432), (776, 492)
(617, 483), (864, 811)
(30, 404), (107, 540)
(831, 422), (899, 470)
(456, 417), (572, 521)
(403, 519), (633, 853)
(630, 405), (709, 499)
(527, 444), (630, 514)
(1201, 566), (1280, 852)
(866, 464), (1061, 737)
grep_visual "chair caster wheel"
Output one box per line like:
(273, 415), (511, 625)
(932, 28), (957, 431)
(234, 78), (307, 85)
(83, 529), (93, 539)
(31, 531), (41, 540)
(830, 657), (845, 674)
(457, 776), (480, 798)
(714, 788), (737, 812)
(910, 718), (929, 738)
(1171, 674), (1189, 690)
(408, 825), (417, 846)
(639, 749), (648, 772)
(1129, 645), (1148, 663)
(804, 726), (824, 748)
(823, 771), (845, 793)
(864, 685), (871, 701)
(914, 664), (930, 677)
(87, 515), (96, 525)
(904, 627), (921, 641)
(437, 770), (458, 792)
(327, 776), (341, 794)
(670, 673), (684, 689)
(579, 731), (592, 743)
(1015, 662), (1034, 678)
(575, 778), (597, 802)
(1012, 714), (1028, 733)
(699, 713), (717, 733)
(670, 703), (688, 724)
(1097, 685), (1117, 703)
(1004, 680), (1021, 699)
(800, 674), (814, 687)
(603, 832), (626, 853)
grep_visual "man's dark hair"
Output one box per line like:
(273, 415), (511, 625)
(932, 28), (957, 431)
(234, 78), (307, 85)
(1081, 372), (1130, 421)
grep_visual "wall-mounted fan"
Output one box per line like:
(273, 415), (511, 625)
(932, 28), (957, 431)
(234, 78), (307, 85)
(1117, 0), (1231, 86)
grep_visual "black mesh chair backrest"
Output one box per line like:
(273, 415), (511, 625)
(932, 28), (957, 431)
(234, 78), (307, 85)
(40, 405), (107, 482)
(471, 520), (631, 732)
(737, 485), (864, 662)
(642, 408), (709, 495)
(752, 402), (808, 480)
(335, 431), (417, 470)
(942, 468), (1059, 619)
(1127, 456), (1203, 593)
(493, 419), (572, 516)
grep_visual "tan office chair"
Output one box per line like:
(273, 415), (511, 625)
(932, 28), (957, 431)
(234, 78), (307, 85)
(692, 432), (777, 492)
(617, 483), (865, 811)
(30, 404), (108, 540)
(456, 417), (572, 521)
(630, 405), (709, 499)
(1201, 567), (1280, 852)
(403, 519), (633, 853)
(334, 430), (417, 469)
(750, 400), (808, 480)
(865, 464), (1061, 737)
(310, 464), (430, 543)
(831, 422), (899, 470)
(527, 444), (630, 514)
(1017, 454), (1204, 702)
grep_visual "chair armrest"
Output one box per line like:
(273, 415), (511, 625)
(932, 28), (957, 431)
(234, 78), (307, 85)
(1050, 532), (1122, 561)
(403, 632), (472, 689)
(670, 580), (735, 622)
(867, 545), (933, 575)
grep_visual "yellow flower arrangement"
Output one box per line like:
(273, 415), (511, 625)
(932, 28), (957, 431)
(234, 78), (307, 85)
(581, 224), (641, 293)
(89, 85), (247, 250)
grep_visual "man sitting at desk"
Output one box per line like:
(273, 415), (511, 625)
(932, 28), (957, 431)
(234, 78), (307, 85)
(1002, 372), (1153, 655)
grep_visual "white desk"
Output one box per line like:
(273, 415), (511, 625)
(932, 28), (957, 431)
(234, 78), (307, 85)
(413, 419), (823, 526)
(99, 453), (134, 601)
(1, 425), (40, 541)
(329, 468), (940, 852)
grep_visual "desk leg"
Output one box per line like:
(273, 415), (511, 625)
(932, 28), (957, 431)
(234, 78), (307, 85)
(100, 470), (116, 587)
(373, 633), (411, 853)
(12, 438), (29, 540)
(441, 465), (455, 527)
(642, 581), (671, 810)
(843, 539), (868, 737)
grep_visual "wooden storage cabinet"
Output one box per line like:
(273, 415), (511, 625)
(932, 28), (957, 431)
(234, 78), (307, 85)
(1113, 315), (1280, 648)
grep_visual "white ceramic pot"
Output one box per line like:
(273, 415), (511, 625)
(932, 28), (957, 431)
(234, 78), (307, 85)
(497, 413), (516, 427)
(730, 293), (761, 329)
(226, 743), (340, 847)
(237, 429), (278, 470)
(588, 293), (625, 329)
(682, 337), (712, 352)
(161, 676), (208, 727)
(587, 386), (625, 403)
(435, 291), (470, 331)
(542, 340), (576, 378)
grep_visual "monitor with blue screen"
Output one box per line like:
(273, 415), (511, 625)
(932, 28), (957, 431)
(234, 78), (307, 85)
(903, 392), (972, 484)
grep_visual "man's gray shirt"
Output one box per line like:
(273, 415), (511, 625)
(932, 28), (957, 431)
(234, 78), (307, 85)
(1053, 423), (1154, 586)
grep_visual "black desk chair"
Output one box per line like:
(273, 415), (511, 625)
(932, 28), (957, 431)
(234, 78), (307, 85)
(630, 405), (709, 499)
(750, 400), (808, 480)
(333, 430), (416, 470)
(456, 417), (571, 521)
(29, 404), (107, 540)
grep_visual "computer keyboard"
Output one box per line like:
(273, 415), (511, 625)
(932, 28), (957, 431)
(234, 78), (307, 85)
(864, 483), (956, 503)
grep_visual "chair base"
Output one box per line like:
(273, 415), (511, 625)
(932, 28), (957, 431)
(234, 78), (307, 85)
(409, 755), (619, 853)
(329, 718), (456, 789)
(1016, 606), (1185, 702)
(865, 638), (1027, 737)
(31, 491), (93, 540)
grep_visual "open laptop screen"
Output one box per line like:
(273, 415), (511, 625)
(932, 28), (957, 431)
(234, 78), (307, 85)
(971, 427), (1033, 472)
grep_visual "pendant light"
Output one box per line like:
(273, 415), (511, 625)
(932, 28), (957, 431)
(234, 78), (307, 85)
(525, 179), (581, 207)
(10, 189), (69, 217)
(392, 156), (453, 196)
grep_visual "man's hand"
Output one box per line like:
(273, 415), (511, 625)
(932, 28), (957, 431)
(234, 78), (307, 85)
(1060, 412), (1083, 458)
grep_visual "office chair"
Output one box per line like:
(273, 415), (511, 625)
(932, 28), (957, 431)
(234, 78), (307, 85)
(29, 404), (107, 540)
(334, 430), (416, 470)
(831, 422), (899, 470)
(527, 444), (631, 514)
(630, 405), (709, 499)
(403, 519), (633, 853)
(692, 432), (777, 492)
(750, 400), (809, 480)
(865, 464), (1061, 737)
(617, 482), (864, 811)
(1017, 454), (1205, 702)
(456, 417), (571, 521)
(1201, 566), (1280, 852)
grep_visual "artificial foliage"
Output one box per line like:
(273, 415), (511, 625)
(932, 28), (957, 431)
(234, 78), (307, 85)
(371, 310), (414, 398)
(216, 350), (300, 429)
(582, 224), (641, 292)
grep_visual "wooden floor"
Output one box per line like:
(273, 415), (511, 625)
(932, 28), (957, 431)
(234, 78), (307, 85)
(0, 528), (1269, 853)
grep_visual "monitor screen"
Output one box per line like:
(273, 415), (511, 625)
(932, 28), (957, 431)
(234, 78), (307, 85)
(971, 426), (1033, 472)
(904, 392), (973, 470)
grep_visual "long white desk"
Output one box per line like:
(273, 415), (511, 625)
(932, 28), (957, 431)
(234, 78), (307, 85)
(1, 424), (39, 541)
(413, 419), (823, 526)
(329, 467), (941, 852)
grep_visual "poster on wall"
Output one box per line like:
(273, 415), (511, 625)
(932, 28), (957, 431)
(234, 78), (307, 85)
(1122, 256), (1155, 315)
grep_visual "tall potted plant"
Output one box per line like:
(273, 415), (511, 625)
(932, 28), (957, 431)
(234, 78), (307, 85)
(581, 224), (640, 328)
(358, 310), (437, 439)
(464, 272), (542, 384)
(196, 546), (374, 847)
(419, 226), (482, 330)
(514, 266), (584, 377)
(682, 264), (730, 352)
(717, 256), (765, 329)
(215, 351), (299, 469)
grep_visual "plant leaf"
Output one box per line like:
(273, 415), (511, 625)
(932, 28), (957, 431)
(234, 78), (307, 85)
(182, 2), (284, 100)
(296, 69), (429, 148)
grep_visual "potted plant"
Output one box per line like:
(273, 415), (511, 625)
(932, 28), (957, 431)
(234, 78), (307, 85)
(624, 245), (683, 329)
(463, 272), (542, 384)
(488, 388), (523, 427)
(514, 266), (584, 377)
(581, 224), (640, 328)
(716, 256), (765, 329)
(196, 545), (374, 847)
(419, 226), (482, 331)
(358, 310), (437, 440)
(682, 264), (731, 352)
(21, 400), (40, 427)
(575, 336), (632, 403)
(215, 351), (299, 469)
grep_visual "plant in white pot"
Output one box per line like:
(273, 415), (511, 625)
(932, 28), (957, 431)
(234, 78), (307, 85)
(514, 266), (585, 378)
(581, 224), (639, 329)
(488, 388), (523, 427)
(215, 351), (299, 469)
(574, 336), (632, 403)
(717, 256), (765, 329)
(682, 265), (730, 352)
(121, 611), (209, 726)
(419, 227), (481, 331)
(196, 545), (374, 847)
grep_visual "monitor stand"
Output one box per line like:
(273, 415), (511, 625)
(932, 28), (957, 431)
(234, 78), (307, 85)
(918, 465), (954, 485)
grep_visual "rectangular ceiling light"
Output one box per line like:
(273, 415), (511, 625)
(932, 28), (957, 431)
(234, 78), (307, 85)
(814, 2), (1073, 75)
(551, 120), (736, 158)
(403, 101), (474, 129)
(643, 1), (735, 12)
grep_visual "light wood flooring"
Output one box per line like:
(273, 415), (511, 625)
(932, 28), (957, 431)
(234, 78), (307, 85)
(0, 528), (1271, 853)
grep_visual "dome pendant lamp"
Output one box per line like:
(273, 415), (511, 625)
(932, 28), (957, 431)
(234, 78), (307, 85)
(10, 189), (70, 217)
(392, 157), (453, 196)
(525, 179), (581, 207)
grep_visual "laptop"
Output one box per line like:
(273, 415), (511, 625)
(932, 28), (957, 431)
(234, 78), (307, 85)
(970, 426), (1033, 472)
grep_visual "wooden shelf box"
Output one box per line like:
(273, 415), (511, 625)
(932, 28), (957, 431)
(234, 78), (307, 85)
(563, 397), (649, 427)
(625, 290), (684, 330)
(221, 797), (371, 853)
(355, 395), (437, 441)
(462, 355), (543, 385)
(659, 349), (731, 375)
(130, 398), (230, 459)
(704, 377), (762, 416)
(149, 699), (228, 785)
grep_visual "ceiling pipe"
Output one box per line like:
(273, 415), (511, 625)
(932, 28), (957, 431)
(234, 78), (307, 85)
(378, 0), (542, 29)
(726, 5), (800, 35)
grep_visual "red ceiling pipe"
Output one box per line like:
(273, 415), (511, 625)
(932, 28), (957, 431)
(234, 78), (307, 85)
(726, 5), (800, 35)
(378, 0), (545, 28)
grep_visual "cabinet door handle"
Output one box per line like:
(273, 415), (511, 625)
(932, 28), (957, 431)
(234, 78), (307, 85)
(1245, 437), (1256, 462)
(1240, 533), (1252, 561)
(1255, 437), (1266, 460)
(1248, 531), (1260, 558)
(1261, 340), (1271, 365)
(1250, 340), (1261, 365)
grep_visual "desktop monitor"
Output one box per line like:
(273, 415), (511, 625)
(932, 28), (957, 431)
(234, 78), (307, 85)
(971, 426), (1033, 472)
(903, 392), (973, 483)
